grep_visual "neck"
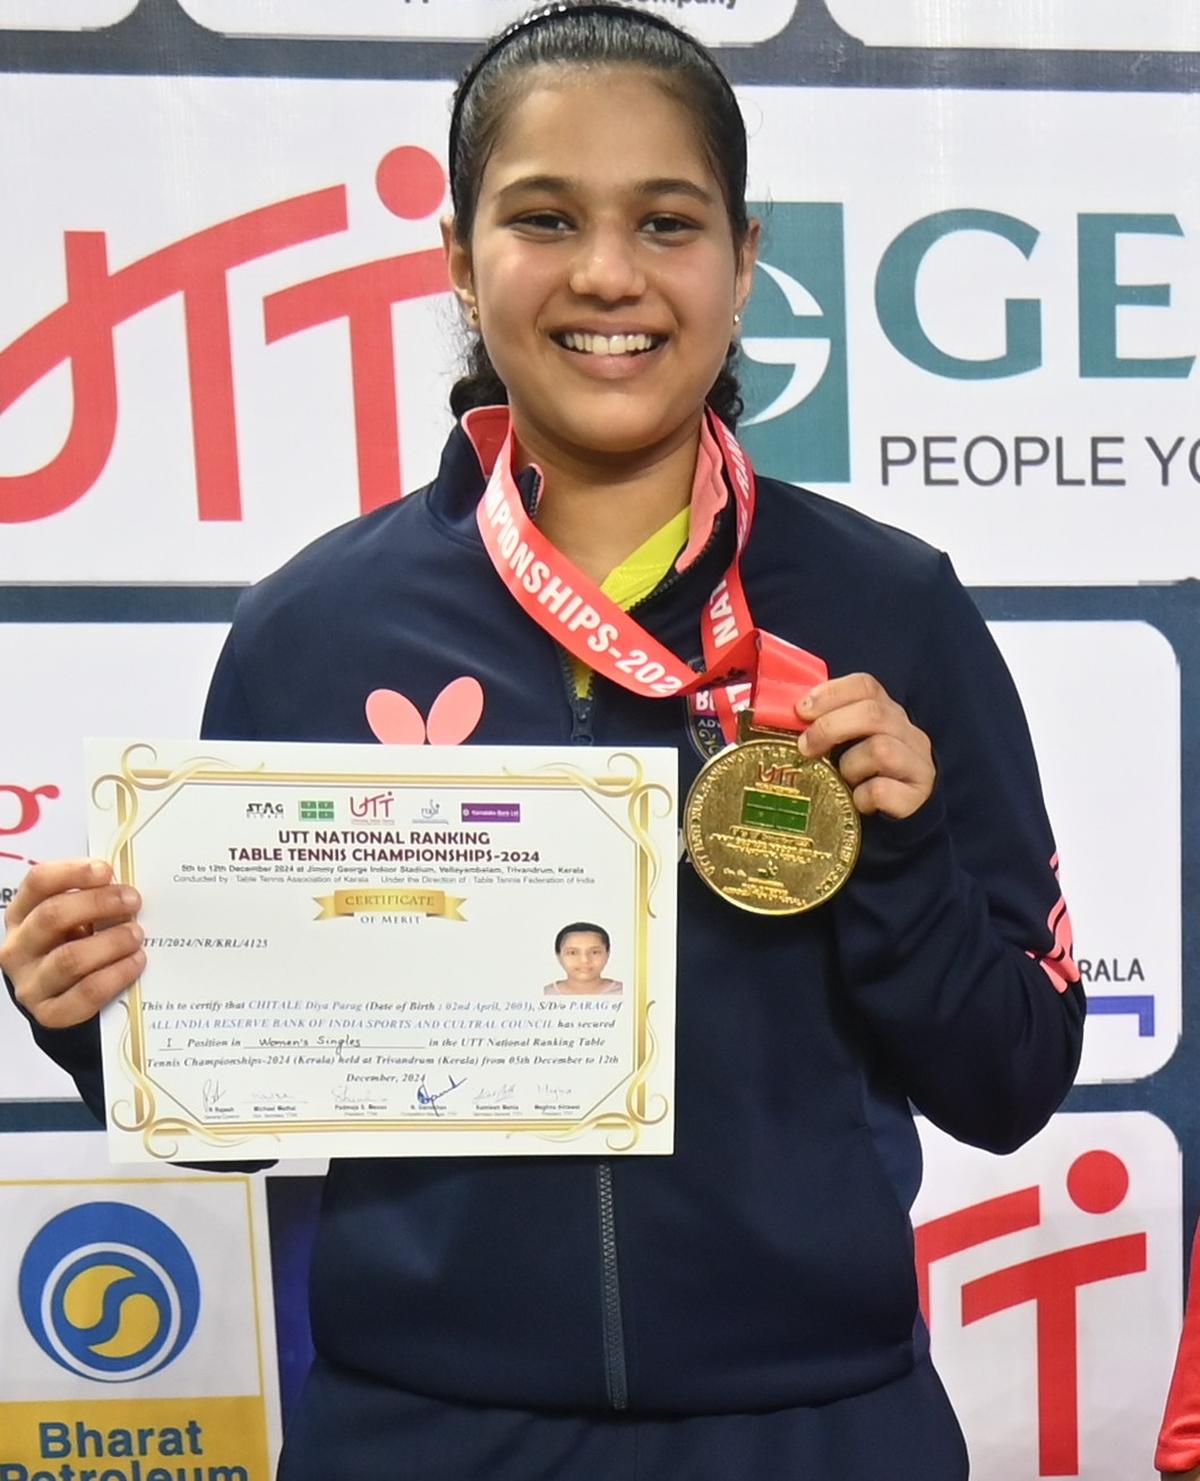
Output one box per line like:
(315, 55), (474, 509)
(512, 414), (703, 586)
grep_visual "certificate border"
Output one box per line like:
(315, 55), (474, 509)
(91, 743), (672, 1160)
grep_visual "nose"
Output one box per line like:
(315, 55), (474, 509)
(568, 223), (646, 302)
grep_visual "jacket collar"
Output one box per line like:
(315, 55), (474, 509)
(430, 407), (731, 580)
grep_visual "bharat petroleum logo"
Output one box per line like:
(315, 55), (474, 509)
(19, 1202), (201, 1382)
(738, 203), (850, 483)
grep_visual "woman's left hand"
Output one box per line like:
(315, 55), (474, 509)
(795, 673), (936, 820)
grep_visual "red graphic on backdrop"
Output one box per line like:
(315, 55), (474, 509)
(0, 783), (60, 838)
(264, 146), (448, 512)
(0, 782), (59, 871)
(0, 147), (451, 525)
(915, 1149), (1146, 1477)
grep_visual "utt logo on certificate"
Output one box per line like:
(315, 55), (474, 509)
(85, 740), (677, 1161)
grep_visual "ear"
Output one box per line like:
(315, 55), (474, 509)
(734, 217), (762, 321)
(442, 214), (477, 321)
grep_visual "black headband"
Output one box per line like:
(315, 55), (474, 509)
(447, 1), (719, 207)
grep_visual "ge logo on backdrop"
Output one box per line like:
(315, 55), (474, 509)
(739, 204), (851, 485)
(18, 1201), (201, 1381)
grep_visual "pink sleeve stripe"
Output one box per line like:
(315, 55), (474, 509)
(1026, 854), (1080, 995)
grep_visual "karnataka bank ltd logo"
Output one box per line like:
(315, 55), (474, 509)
(18, 1201), (201, 1382)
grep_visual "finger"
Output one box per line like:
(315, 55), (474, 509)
(29, 947), (147, 1031)
(837, 732), (931, 790)
(799, 697), (907, 759)
(797, 672), (884, 723)
(15, 921), (144, 1015)
(851, 775), (928, 821)
(3, 859), (112, 932)
(15, 883), (142, 965)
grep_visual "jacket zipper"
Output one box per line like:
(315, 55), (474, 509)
(550, 505), (724, 1414)
(596, 1162), (630, 1410)
(554, 645), (628, 1410)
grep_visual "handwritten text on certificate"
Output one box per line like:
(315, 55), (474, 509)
(85, 740), (677, 1162)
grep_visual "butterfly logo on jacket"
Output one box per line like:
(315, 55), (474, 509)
(365, 677), (484, 746)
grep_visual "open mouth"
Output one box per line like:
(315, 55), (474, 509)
(552, 331), (667, 357)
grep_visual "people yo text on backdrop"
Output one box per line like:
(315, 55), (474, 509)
(1, 4), (1085, 1477)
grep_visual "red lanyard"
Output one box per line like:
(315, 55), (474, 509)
(476, 411), (827, 744)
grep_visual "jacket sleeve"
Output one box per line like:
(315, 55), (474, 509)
(1158, 1216), (1200, 1473)
(831, 551), (1085, 1154)
(3, 986), (107, 1126)
(4, 628), (261, 1147)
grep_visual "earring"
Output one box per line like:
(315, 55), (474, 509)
(733, 312), (742, 326)
(468, 303), (479, 325)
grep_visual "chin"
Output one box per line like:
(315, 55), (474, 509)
(561, 403), (685, 457)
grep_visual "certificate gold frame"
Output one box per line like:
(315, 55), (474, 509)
(92, 744), (673, 1160)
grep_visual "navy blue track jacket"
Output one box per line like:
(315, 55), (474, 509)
(14, 417), (1084, 1443)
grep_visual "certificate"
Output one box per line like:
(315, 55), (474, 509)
(85, 740), (677, 1162)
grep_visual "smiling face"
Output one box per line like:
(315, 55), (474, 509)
(446, 65), (758, 466)
(557, 931), (611, 985)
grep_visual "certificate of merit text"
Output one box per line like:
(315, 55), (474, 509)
(85, 740), (678, 1162)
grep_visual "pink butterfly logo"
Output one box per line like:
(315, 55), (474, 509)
(365, 676), (484, 746)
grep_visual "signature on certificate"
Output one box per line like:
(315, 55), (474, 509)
(473, 1082), (517, 1105)
(201, 1078), (229, 1113)
(416, 1075), (467, 1115)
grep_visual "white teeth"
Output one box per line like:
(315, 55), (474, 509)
(561, 331), (657, 356)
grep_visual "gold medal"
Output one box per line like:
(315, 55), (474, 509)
(684, 713), (861, 915)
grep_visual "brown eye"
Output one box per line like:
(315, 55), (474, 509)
(644, 215), (695, 236)
(516, 212), (572, 233)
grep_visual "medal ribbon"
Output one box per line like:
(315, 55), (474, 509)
(476, 411), (827, 743)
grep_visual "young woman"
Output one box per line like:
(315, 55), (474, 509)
(544, 922), (623, 995)
(2, 4), (1084, 1476)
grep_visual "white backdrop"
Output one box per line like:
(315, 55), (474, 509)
(1, 4), (1196, 1478)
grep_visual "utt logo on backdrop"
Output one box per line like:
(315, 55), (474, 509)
(912, 1113), (1173, 1475)
(18, 1201), (202, 1382)
(0, 144), (449, 526)
(6, 165), (1195, 508)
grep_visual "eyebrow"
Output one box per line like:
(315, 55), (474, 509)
(495, 174), (716, 207)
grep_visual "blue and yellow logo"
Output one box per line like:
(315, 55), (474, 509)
(18, 1201), (201, 1382)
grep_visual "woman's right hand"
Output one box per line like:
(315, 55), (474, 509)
(0, 860), (144, 1029)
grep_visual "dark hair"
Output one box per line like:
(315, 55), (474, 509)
(555, 921), (611, 955)
(448, 0), (749, 427)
